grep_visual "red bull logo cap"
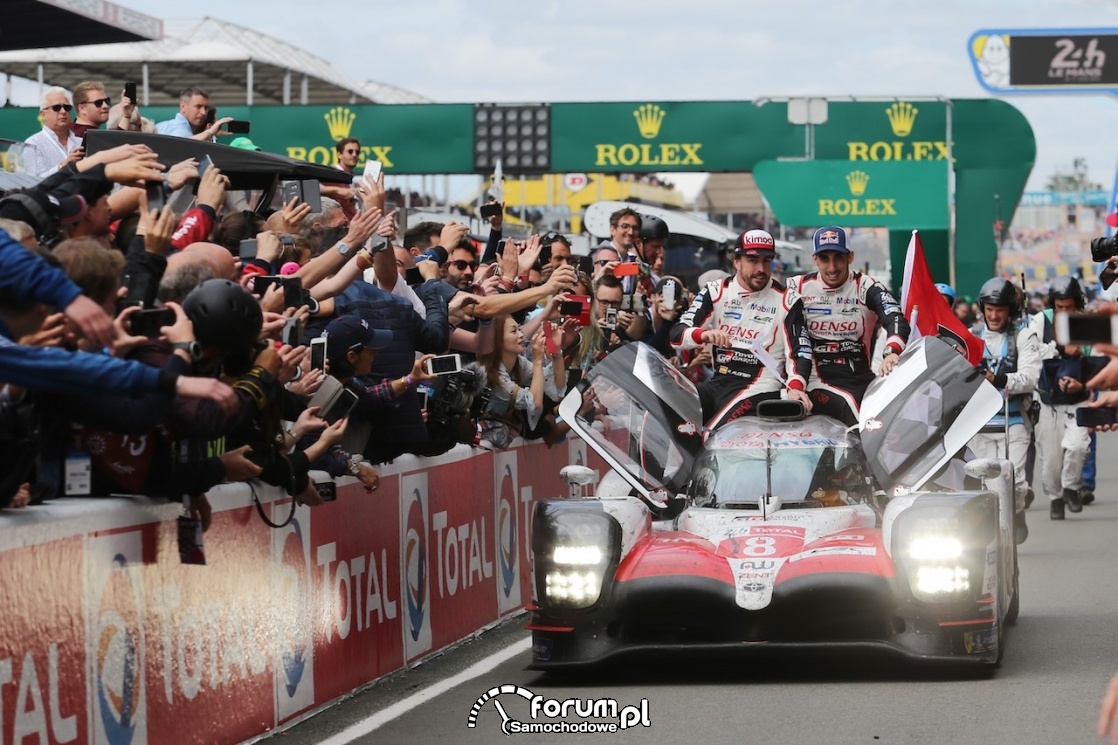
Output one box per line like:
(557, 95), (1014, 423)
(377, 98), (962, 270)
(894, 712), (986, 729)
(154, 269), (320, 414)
(734, 229), (776, 255)
(812, 225), (851, 254)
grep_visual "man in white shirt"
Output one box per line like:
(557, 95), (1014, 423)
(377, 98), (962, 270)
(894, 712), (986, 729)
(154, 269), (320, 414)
(22, 87), (82, 178)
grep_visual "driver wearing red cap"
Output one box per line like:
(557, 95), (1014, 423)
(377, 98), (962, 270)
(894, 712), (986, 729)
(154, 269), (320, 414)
(670, 229), (813, 428)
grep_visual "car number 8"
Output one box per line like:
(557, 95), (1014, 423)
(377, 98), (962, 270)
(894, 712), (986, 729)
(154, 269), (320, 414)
(744, 537), (776, 556)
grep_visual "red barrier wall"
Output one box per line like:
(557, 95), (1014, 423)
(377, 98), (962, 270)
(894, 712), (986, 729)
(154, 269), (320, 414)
(0, 436), (596, 745)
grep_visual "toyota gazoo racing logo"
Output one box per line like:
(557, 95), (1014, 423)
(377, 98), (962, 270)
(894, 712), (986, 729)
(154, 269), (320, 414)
(278, 517), (310, 697)
(497, 465), (517, 599)
(95, 554), (142, 745)
(466, 684), (651, 735)
(404, 490), (428, 641)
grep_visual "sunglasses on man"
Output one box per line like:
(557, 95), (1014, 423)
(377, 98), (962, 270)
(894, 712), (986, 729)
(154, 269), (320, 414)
(450, 259), (480, 271)
(43, 104), (73, 113)
(79, 97), (111, 108)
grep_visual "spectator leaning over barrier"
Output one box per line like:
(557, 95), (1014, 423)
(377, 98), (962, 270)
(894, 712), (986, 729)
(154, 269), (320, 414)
(156, 87), (232, 140)
(22, 86), (82, 178)
(300, 315), (436, 489)
(476, 313), (566, 449)
(70, 81), (110, 140)
(0, 231), (237, 508)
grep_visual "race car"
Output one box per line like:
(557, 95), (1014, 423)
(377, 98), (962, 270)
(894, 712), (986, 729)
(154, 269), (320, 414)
(528, 337), (1019, 669)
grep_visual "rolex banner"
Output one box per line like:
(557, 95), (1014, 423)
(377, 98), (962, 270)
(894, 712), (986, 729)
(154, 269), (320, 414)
(752, 159), (949, 230)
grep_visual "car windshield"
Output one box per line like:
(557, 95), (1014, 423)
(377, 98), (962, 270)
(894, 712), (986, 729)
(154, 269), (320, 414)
(687, 426), (869, 508)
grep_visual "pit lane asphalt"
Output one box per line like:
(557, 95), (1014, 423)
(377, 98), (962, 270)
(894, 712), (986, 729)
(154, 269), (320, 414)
(265, 436), (1118, 745)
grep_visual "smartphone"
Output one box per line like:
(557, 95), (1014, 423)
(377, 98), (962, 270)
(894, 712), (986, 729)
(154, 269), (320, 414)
(281, 316), (302, 348)
(613, 262), (640, 278)
(662, 280), (677, 308)
(239, 239), (258, 261)
(559, 294), (591, 326)
(281, 180), (301, 206)
(281, 276), (304, 309)
(226, 120), (251, 134)
(543, 320), (559, 356)
(130, 307), (176, 338)
(322, 388), (358, 425)
(145, 181), (166, 212)
(251, 274), (282, 296)
(577, 255), (594, 277)
(1055, 312), (1118, 346)
(122, 271), (153, 309)
(124, 81), (137, 103)
(197, 154), (213, 180)
(496, 239), (508, 255)
(1076, 407), (1118, 428)
(418, 387), (430, 413)
(604, 307), (619, 328)
(479, 202), (502, 219)
(314, 480), (337, 502)
(363, 159), (382, 185)
(405, 267), (424, 286)
(310, 336), (327, 372)
(425, 353), (463, 376)
(300, 179), (323, 212)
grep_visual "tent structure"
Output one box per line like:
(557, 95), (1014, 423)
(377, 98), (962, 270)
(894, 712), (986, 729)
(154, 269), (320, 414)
(1, 0), (162, 52)
(0, 17), (428, 107)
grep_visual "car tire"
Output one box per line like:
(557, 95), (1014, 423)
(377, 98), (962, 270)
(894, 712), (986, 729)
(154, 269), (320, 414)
(1005, 547), (1020, 627)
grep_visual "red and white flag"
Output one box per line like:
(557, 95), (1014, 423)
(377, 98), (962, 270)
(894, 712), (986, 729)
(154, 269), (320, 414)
(900, 230), (984, 366)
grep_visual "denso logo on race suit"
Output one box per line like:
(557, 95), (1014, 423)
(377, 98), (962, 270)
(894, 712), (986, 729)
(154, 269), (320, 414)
(808, 320), (859, 333)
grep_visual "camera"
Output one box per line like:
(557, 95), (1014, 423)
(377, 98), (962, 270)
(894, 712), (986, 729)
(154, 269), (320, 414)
(1091, 235), (1118, 262)
(425, 363), (490, 430)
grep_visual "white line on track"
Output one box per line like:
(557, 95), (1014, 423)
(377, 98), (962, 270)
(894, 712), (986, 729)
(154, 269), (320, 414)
(318, 637), (532, 745)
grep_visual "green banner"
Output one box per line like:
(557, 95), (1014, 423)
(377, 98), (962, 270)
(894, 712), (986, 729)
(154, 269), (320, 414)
(814, 101), (950, 163)
(549, 101), (802, 173)
(752, 160), (949, 229)
(0, 104), (474, 174)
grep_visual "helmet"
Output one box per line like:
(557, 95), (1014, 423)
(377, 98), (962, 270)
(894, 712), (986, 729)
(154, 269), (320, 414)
(1048, 275), (1085, 310)
(934, 282), (956, 305)
(639, 214), (669, 241)
(183, 278), (263, 354)
(977, 277), (1020, 316)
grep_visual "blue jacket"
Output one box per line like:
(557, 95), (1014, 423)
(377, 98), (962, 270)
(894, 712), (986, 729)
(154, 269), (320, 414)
(0, 228), (175, 397)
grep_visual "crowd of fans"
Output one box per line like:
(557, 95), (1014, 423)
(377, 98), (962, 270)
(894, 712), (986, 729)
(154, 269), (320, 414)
(1, 81), (724, 525)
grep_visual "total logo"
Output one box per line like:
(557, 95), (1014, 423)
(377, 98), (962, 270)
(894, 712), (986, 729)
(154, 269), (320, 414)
(278, 518), (310, 698)
(497, 467), (518, 600)
(401, 474), (433, 660)
(273, 507), (316, 721)
(89, 536), (146, 745)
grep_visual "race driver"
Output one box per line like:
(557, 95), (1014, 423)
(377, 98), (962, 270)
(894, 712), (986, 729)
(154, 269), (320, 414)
(785, 225), (910, 426)
(670, 229), (813, 428)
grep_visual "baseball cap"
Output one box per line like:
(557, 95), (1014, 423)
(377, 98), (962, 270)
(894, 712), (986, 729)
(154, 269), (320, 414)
(229, 136), (261, 151)
(322, 315), (393, 359)
(0, 190), (88, 235)
(812, 225), (851, 254)
(733, 228), (776, 255)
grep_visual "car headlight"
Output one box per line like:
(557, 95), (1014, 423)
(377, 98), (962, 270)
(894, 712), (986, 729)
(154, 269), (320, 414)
(893, 501), (991, 603)
(534, 504), (620, 610)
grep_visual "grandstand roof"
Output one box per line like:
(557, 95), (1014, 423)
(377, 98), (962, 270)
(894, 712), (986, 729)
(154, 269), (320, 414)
(3, 0), (162, 51)
(0, 17), (430, 106)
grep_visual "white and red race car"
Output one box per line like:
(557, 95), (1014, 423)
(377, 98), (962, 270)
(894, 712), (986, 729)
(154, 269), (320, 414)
(529, 337), (1018, 670)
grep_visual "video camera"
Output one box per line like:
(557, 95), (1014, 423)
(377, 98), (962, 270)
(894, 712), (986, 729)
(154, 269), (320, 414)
(425, 362), (492, 430)
(1091, 235), (1118, 262)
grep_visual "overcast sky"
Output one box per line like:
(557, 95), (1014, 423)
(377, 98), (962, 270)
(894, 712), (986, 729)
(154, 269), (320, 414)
(24, 0), (1118, 196)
